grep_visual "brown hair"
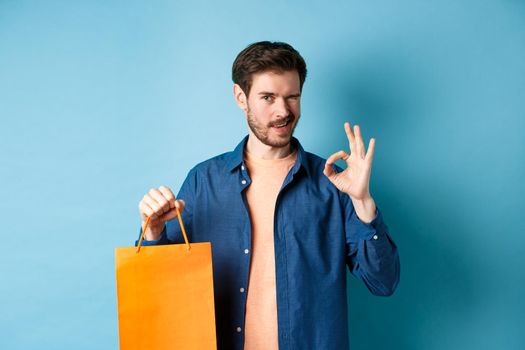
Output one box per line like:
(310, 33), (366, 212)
(232, 41), (307, 97)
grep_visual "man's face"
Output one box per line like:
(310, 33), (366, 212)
(242, 70), (301, 148)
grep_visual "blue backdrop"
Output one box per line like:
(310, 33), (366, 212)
(1, 1), (524, 349)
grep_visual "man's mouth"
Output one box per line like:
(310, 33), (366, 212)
(271, 117), (292, 128)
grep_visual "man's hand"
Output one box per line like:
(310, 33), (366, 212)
(138, 186), (185, 240)
(323, 122), (377, 223)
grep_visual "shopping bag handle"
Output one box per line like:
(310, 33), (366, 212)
(136, 207), (191, 253)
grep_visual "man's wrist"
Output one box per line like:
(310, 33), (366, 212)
(350, 195), (377, 224)
(143, 222), (165, 241)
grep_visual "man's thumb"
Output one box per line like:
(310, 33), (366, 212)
(160, 200), (185, 222)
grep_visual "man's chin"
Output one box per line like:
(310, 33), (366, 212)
(263, 135), (293, 148)
(248, 124), (295, 148)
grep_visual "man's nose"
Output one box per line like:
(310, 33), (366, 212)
(273, 97), (290, 117)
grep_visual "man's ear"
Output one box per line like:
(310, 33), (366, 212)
(233, 84), (248, 111)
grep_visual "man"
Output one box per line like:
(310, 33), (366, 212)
(137, 41), (399, 350)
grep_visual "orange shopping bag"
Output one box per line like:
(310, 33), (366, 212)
(115, 209), (217, 350)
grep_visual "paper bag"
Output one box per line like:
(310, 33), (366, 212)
(115, 212), (216, 349)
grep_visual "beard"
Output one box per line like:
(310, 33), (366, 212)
(246, 106), (300, 148)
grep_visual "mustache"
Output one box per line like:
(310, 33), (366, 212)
(268, 114), (295, 127)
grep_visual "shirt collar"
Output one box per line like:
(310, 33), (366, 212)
(226, 135), (310, 177)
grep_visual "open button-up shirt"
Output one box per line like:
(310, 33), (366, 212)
(137, 136), (400, 349)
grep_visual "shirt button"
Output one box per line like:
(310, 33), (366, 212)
(241, 165), (245, 171)
(373, 234), (379, 240)
(241, 179), (247, 185)
(236, 327), (242, 333)
(244, 249), (249, 254)
(240, 287), (245, 293)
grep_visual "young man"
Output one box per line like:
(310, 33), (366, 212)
(137, 41), (400, 350)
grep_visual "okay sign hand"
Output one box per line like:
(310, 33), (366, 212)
(323, 122), (376, 201)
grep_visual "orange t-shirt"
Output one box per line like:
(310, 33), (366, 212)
(243, 149), (297, 350)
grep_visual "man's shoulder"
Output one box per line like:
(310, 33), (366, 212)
(188, 137), (246, 176)
(188, 150), (237, 175)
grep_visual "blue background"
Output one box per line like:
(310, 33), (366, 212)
(1, 1), (524, 349)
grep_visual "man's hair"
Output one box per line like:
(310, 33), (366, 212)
(232, 41), (307, 97)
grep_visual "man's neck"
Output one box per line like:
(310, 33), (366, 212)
(245, 133), (294, 160)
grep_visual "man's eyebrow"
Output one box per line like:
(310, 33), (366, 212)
(257, 92), (301, 97)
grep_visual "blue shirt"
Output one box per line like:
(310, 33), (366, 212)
(137, 136), (400, 350)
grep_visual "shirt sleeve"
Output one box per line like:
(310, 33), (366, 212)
(342, 194), (400, 296)
(134, 167), (197, 246)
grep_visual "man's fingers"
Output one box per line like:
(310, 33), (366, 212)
(365, 138), (376, 163)
(326, 150), (350, 166)
(139, 184), (186, 223)
(353, 125), (365, 158)
(158, 185), (176, 209)
(158, 208), (179, 222)
(149, 188), (170, 214)
(324, 150), (350, 178)
(175, 199), (185, 211)
(142, 193), (164, 216)
(138, 202), (150, 221)
(344, 122), (356, 154)
(139, 201), (157, 219)
(323, 162), (335, 177)
(158, 200), (186, 222)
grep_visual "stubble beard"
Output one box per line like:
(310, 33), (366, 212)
(246, 106), (300, 148)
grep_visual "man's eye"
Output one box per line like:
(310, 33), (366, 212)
(262, 96), (273, 101)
